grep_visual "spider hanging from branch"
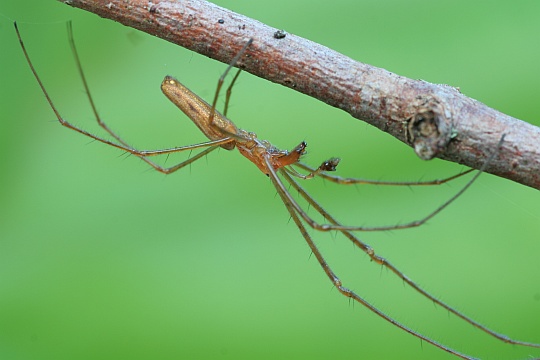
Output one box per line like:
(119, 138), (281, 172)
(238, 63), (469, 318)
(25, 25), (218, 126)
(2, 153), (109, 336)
(14, 21), (540, 360)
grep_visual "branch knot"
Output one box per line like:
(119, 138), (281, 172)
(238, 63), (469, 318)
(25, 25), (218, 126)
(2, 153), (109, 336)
(407, 97), (453, 160)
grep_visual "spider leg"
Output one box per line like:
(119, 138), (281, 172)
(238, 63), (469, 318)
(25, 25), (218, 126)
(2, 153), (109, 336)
(16, 21), (231, 175)
(209, 39), (253, 127)
(264, 156), (476, 360)
(294, 161), (474, 186)
(286, 158), (341, 180)
(260, 137), (504, 233)
(223, 68), (242, 118)
(65, 22), (231, 174)
(280, 169), (540, 349)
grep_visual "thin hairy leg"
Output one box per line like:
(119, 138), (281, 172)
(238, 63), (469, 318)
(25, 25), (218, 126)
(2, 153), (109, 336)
(265, 156), (475, 360)
(294, 161), (474, 186)
(16, 22), (230, 175)
(280, 169), (540, 348)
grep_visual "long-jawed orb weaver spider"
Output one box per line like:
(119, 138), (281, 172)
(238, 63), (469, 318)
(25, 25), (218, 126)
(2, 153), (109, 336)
(15, 22), (540, 360)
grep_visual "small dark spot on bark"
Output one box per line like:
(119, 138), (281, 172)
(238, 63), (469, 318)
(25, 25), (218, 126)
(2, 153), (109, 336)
(218, 19), (224, 24)
(147, 1), (159, 13)
(283, 78), (296, 88)
(274, 30), (287, 39)
(511, 159), (519, 169)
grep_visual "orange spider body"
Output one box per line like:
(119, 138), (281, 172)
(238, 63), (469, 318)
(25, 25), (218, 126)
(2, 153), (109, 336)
(162, 75), (306, 175)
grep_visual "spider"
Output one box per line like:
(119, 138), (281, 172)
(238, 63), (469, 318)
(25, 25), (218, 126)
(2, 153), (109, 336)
(15, 22), (539, 360)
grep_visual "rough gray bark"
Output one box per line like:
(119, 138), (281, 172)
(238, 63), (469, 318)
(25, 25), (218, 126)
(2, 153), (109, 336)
(60, 0), (540, 190)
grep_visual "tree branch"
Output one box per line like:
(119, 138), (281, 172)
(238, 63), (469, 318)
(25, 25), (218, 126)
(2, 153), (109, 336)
(61, 0), (540, 190)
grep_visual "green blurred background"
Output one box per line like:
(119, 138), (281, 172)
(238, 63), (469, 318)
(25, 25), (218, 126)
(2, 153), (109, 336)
(1, 1), (539, 359)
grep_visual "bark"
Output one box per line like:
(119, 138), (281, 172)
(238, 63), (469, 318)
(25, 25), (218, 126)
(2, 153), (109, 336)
(60, 0), (540, 190)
